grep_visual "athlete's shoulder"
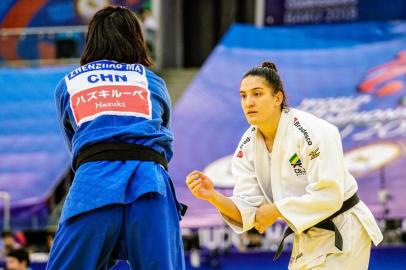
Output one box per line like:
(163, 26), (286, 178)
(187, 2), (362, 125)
(242, 125), (257, 137)
(145, 68), (166, 88)
(238, 126), (256, 146)
(289, 108), (339, 147)
(291, 108), (336, 131)
(55, 76), (68, 96)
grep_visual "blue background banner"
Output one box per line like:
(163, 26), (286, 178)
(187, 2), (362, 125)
(0, 0), (149, 61)
(0, 0), (148, 27)
(0, 65), (72, 228)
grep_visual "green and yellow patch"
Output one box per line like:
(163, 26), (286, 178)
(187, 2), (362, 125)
(289, 153), (300, 166)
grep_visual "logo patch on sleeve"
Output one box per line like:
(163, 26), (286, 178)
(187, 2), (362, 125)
(237, 151), (244, 158)
(309, 147), (320, 160)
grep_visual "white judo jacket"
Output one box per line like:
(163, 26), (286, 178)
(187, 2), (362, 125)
(222, 108), (383, 268)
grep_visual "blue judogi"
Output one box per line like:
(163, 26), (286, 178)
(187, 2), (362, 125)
(47, 60), (184, 270)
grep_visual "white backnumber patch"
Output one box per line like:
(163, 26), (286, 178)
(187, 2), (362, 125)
(66, 68), (151, 125)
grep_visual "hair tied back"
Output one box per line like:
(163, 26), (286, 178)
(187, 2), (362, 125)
(261, 61), (278, 73)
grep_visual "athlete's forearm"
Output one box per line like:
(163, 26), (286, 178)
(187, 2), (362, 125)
(208, 190), (242, 225)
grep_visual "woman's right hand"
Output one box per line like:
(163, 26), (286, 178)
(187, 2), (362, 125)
(185, 170), (215, 201)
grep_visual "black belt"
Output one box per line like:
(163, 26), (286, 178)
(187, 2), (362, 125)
(74, 142), (168, 171)
(73, 142), (188, 217)
(273, 193), (360, 261)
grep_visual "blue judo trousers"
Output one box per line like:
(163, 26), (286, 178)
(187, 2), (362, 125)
(47, 60), (185, 270)
(47, 177), (184, 270)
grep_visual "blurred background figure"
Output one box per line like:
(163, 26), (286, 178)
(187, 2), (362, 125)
(0, 232), (21, 261)
(44, 233), (54, 254)
(239, 229), (263, 251)
(138, 7), (158, 59)
(5, 249), (31, 270)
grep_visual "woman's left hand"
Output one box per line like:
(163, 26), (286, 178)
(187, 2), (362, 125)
(254, 202), (281, 234)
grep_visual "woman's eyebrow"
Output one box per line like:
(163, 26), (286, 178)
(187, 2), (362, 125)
(240, 87), (263, 93)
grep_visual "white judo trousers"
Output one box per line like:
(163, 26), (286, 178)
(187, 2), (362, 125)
(291, 212), (371, 270)
(221, 108), (382, 270)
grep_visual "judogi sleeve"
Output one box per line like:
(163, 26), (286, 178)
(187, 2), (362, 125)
(220, 130), (266, 233)
(275, 124), (345, 234)
(157, 77), (171, 130)
(54, 78), (74, 154)
(148, 73), (173, 161)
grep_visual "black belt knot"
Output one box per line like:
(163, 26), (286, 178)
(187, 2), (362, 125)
(273, 193), (360, 261)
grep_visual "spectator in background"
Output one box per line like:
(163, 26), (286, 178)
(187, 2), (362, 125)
(45, 232), (54, 253)
(0, 232), (21, 260)
(138, 7), (158, 59)
(5, 248), (31, 270)
(239, 228), (263, 251)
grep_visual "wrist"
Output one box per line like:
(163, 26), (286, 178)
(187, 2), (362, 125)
(207, 190), (221, 204)
(272, 203), (282, 219)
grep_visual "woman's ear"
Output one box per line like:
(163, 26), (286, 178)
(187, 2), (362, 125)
(275, 91), (283, 106)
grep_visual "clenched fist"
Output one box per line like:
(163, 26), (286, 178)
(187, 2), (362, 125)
(185, 171), (215, 201)
(254, 202), (281, 234)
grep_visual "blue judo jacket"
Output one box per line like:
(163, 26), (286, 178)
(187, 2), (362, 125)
(54, 60), (175, 224)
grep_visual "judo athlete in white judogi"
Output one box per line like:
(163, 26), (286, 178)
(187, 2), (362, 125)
(186, 62), (383, 270)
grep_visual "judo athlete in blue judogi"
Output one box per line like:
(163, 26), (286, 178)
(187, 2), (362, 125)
(47, 6), (185, 270)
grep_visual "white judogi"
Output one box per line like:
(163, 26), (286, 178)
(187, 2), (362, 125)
(222, 108), (383, 269)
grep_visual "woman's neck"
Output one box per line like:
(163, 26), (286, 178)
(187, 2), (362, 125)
(257, 111), (281, 151)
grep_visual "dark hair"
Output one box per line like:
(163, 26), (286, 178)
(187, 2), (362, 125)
(242, 61), (288, 110)
(2, 231), (13, 238)
(80, 6), (153, 67)
(7, 248), (30, 266)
